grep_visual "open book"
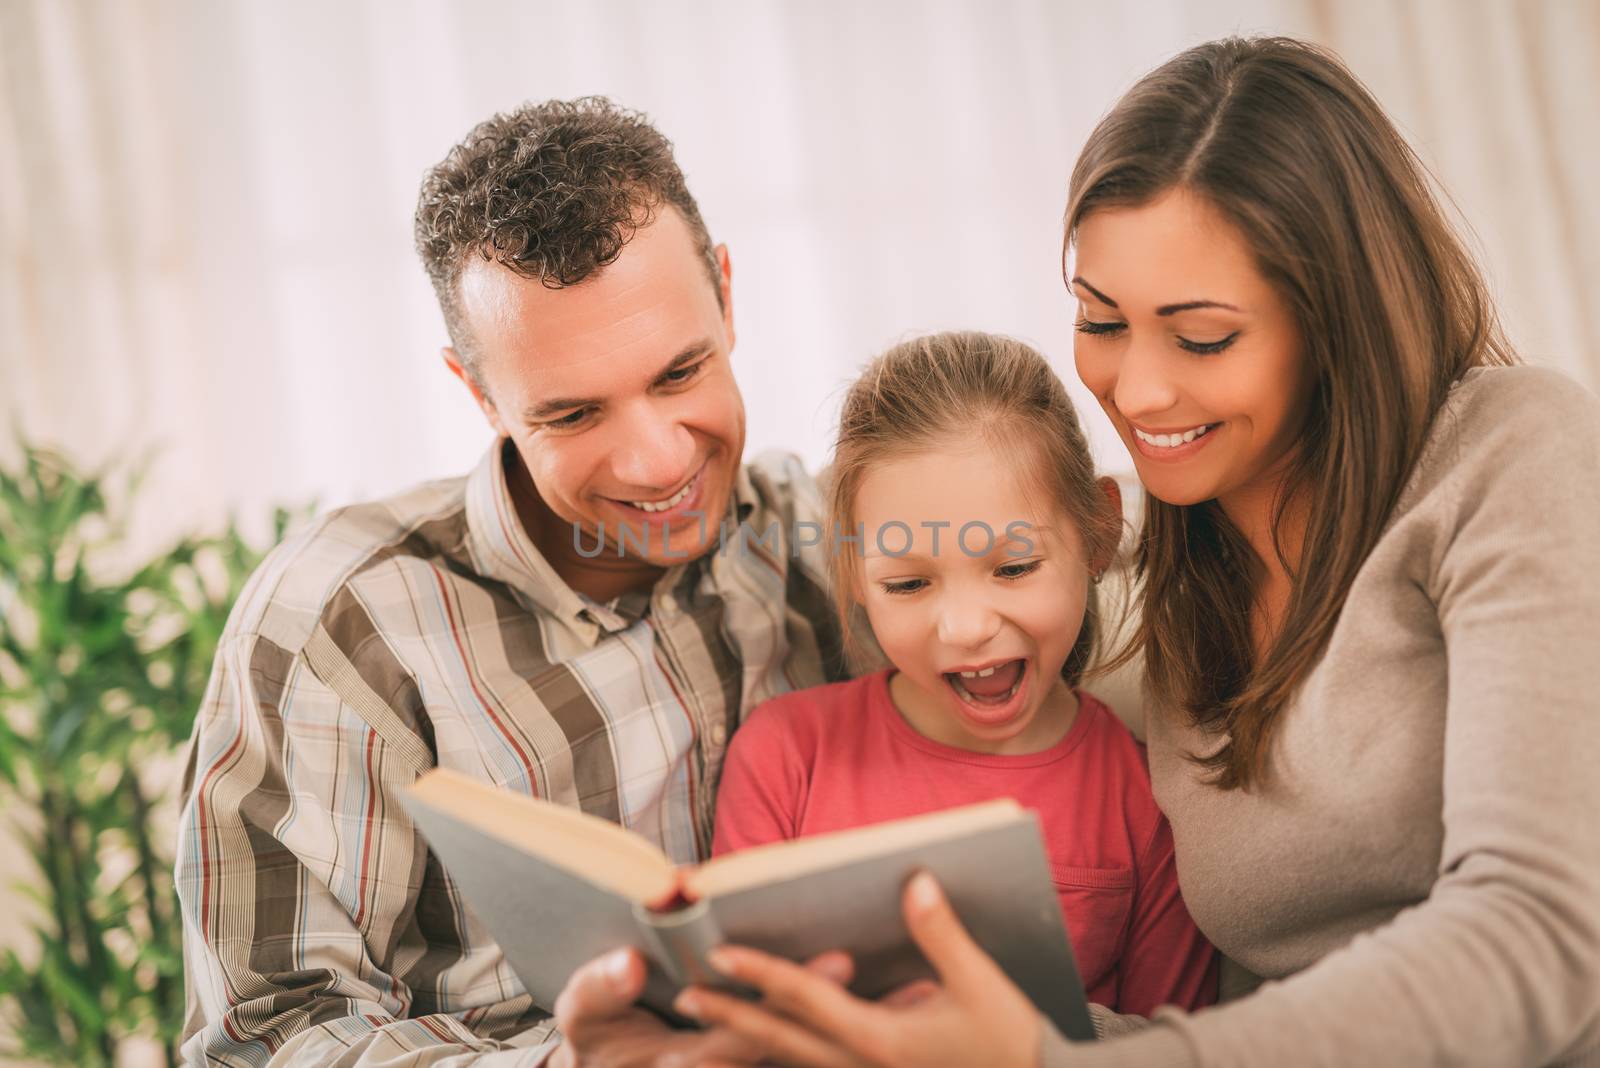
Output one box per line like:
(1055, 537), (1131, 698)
(402, 768), (1094, 1041)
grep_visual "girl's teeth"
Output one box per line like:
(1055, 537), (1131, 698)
(950, 673), (1023, 705)
(959, 666), (998, 678)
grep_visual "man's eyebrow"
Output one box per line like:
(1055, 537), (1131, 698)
(1070, 276), (1117, 308)
(521, 341), (713, 422)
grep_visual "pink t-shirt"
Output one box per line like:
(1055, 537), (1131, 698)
(712, 668), (1218, 1015)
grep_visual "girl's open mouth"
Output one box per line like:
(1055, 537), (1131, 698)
(943, 658), (1029, 726)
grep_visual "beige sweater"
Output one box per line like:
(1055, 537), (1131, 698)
(1046, 366), (1600, 1067)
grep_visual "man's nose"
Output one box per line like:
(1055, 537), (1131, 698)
(935, 588), (1003, 650)
(610, 402), (696, 490)
(1112, 336), (1181, 422)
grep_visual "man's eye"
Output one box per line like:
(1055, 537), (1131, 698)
(546, 409), (590, 429)
(664, 361), (705, 384)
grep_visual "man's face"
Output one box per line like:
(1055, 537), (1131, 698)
(450, 207), (745, 571)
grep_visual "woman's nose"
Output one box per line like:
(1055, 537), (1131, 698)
(1112, 337), (1181, 423)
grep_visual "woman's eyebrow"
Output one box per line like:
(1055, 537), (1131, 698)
(1070, 276), (1117, 307)
(1073, 276), (1242, 317)
(1156, 299), (1242, 316)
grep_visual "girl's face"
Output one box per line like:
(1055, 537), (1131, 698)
(854, 442), (1094, 754)
(1070, 187), (1314, 515)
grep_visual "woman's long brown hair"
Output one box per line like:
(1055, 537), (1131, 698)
(1066, 37), (1517, 789)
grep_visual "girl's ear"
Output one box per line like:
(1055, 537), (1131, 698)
(1091, 476), (1124, 575)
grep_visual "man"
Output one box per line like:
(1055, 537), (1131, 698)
(176, 97), (859, 1066)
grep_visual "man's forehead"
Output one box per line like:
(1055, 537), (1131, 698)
(458, 208), (721, 374)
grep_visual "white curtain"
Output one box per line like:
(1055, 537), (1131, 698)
(3, 0), (1597, 549)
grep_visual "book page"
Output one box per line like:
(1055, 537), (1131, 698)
(407, 769), (680, 904)
(687, 798), (1022, 900)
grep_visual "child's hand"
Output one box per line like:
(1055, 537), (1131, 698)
(673, 871), (1043, 1068)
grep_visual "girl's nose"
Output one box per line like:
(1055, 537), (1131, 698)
(936, 591), (1003, 650)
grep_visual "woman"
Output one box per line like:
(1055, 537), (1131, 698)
(675, 36), (1600, 1067)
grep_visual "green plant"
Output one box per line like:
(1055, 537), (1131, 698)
(0, 444), (298, 1067)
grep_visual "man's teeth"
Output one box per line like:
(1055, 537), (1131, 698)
(627, 480), (693, 513)
(1134, 423), (1215, 448)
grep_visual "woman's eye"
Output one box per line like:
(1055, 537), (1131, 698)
(996, 560), (1042, 580)
(1075, 318), (1126, 337)
(1177, 332), (1240, 355)
(880, 579), (927, 596)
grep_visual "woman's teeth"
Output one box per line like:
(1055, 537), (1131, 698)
(1134, 423), (1215, 448)
(627, 479), (694, 513)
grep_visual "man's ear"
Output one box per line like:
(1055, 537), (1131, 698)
(714, 244), (735, 352)
(444, 346), (507, 437)
(1092, 476), (1124, 575)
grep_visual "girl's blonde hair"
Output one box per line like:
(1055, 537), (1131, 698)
(826, 331), (1120, 687)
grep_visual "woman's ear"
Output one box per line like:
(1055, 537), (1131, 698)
(1091, 476), (1124, 575)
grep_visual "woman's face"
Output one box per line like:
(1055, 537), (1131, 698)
(1070, 187), (1313, 513)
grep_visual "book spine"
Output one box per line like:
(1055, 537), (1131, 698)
(631, 899), (726, 989)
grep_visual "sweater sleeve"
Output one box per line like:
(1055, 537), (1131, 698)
(1063, 369), (1600, 1067)
(711, 700), (810, 856)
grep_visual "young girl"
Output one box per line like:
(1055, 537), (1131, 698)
(710, 330), (1217, 1017)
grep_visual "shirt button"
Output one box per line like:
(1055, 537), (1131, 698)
(708, 723), (728, 747)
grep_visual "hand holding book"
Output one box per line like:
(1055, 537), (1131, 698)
(540, 939), (856, 1068)
(673, 870), (1047, 1068)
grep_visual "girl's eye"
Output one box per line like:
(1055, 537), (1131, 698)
(1177, 332), (1240, 355)
(1075, 318), (1126, 337)
(996, 560), (1042, 580)
(880, 579), (927, 596)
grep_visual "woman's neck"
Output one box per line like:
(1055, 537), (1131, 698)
(1217, 474), (1309, 656)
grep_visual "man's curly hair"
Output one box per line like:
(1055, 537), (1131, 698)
(414, 97), (720, 379)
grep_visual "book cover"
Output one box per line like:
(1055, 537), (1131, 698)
(403, 769), (1095, 1042)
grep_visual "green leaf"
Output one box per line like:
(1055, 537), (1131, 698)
(0, 441), (303, 1053)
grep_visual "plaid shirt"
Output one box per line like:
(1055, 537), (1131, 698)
(176, 440), (852, 1066)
